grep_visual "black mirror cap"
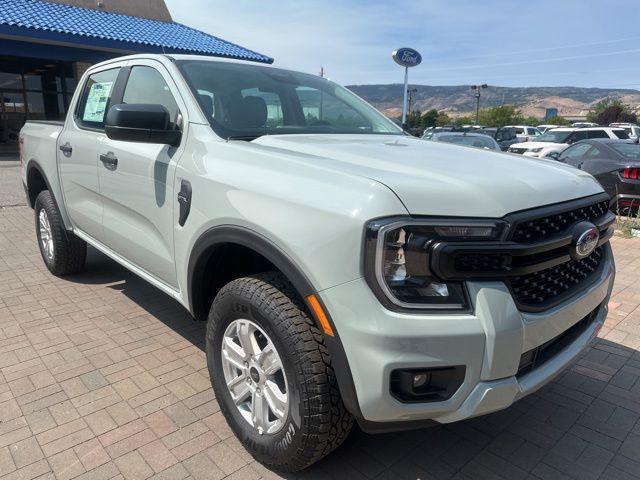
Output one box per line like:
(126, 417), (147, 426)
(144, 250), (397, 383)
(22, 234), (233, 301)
(105, 104), (181, 147)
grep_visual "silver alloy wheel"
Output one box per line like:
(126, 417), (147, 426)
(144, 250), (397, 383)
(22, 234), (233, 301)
(221, 319), (288, 435)
(38, 209), (54, 261)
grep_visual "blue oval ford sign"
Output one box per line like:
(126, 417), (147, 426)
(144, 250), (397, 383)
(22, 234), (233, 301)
(392, 48), (422, 68)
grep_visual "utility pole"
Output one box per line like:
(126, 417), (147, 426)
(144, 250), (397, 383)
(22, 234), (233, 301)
(471, 84), (488, 124)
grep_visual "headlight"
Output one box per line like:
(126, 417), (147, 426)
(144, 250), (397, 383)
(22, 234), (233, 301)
(364, 218), (506, 311)
(529, 147), (543, 153)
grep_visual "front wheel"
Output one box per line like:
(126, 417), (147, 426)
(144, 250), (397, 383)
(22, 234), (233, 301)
(206, 273), (353, 471)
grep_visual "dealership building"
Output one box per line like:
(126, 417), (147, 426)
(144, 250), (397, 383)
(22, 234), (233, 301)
(0, 0), (271, 154)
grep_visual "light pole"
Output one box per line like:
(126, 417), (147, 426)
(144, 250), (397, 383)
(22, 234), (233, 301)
(471, 84), (487, 124)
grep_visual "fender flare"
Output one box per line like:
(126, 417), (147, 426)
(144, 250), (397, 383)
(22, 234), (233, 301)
(187, 224), (363, 418)
(25, 159), (54, 208)
(187, 225), (315, 320)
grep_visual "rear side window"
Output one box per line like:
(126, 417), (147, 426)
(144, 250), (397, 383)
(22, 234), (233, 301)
(123, 66), (180, 128)
(588, 130), (608, 139)
(515, 127), (524, 134)
(612, 129), (630, 139)
(570, 130), (588, 142)
(76, 68), (120, 130)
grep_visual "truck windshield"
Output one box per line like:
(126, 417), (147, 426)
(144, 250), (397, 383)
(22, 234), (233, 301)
(537, 131), (572, 143)
(177, 60), (402, 140)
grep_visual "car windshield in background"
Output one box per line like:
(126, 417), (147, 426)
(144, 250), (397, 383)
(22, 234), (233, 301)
(438, 135), (496, 149)
(611, 143), (640, 159)
(178, 60), (402, 139)
(537, 131), (572, 143)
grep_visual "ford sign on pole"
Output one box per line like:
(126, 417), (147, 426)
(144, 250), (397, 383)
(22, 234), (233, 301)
(392, 47), (422, 129)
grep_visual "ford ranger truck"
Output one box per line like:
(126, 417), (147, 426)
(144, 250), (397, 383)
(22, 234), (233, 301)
(20, 54), (615, 471)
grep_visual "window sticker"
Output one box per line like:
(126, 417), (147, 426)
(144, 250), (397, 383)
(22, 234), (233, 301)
(82, 81), (113, 123)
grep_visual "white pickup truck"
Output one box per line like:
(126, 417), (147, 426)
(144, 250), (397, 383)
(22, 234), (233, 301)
(20, 54), (615, 471)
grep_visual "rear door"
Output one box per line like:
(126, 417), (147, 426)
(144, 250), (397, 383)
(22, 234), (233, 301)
(58, 64), (124, 239)
(97, 59), (187, 288)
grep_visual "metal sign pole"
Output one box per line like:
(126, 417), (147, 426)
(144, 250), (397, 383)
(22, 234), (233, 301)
(392, 48), (421, 132)
(401, 66), (409, 129)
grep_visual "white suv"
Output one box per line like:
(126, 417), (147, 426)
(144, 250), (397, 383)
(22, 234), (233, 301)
(610, 123), (640, 142)
(505, 125), (541, 142)
(508, 127), (630, 158)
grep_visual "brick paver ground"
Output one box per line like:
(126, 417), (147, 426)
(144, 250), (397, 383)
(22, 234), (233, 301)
(1, 163), (640, 479)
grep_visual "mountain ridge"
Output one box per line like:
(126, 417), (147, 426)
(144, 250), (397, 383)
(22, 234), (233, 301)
(346, 84), (640, 119)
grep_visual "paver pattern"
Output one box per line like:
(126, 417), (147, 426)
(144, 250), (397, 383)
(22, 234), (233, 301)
(1, 162), (639, 479)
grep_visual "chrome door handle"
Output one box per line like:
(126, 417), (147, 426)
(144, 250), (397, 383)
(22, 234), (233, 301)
(99, 153), (118, 168)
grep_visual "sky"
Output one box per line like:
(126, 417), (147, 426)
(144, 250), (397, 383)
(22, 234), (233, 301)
(165, 0), (640, 89)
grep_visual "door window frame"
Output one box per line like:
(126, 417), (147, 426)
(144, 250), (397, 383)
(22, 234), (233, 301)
(74, 66), (127, 132)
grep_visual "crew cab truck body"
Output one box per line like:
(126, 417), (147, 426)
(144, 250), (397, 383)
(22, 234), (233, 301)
(20, 54), (615, 471)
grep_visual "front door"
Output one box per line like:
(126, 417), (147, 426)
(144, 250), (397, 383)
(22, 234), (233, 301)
(98, 61), (186, 288)
(58, 65), (122, 240)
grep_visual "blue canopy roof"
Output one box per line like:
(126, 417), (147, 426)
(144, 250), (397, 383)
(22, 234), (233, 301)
(0, 0), (272, 63)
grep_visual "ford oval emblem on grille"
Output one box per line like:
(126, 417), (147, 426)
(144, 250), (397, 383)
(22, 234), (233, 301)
(572, 222), (599, 260)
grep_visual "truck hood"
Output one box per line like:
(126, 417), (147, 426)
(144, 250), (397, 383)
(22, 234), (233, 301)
(251, 134), (603, 217)
(511, 141), (568, 150)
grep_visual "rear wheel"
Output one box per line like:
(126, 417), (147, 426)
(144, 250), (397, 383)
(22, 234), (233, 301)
(34, 190), (86, 276)
(206, 272), (353, 471)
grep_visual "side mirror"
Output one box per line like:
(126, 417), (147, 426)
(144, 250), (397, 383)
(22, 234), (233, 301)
(105, 104), (181, 147)
(547, 152), (560, 160)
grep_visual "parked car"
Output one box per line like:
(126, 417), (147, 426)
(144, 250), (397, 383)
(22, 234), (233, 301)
(556, 138), (640, 212)
(504, 125), (541, 142)
(508, 127), (629, 157)
(422, 131), (501, 150)
(610, 123), (640, 142)
(20, 54), (615, 471)
(471, 127), (519, 151)
(537, 124), (559, 134)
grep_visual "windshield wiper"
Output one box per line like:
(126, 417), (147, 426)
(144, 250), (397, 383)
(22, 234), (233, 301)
(226, 135), (263, 142)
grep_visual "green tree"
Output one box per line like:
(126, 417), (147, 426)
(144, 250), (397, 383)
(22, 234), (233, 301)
(587, 98), (637, 124)
(477, 105), (523, 127)
(436, 111), (451, 127)
(406, 109), (423, 128)
(543, 115), (570, 126)
(421, 109), (439, 128)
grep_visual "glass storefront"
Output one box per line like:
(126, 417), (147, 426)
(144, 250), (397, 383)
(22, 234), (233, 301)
(0, 56), (76, 154)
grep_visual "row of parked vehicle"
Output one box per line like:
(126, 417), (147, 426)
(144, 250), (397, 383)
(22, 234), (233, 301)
(422, 123), (640, 213)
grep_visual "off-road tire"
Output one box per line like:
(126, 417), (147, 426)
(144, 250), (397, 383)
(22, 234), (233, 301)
(34, 190), (87, 275)
(206, 272), (353, 471)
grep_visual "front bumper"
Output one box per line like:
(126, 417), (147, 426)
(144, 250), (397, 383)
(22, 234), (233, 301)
(321, 244), (614, 424)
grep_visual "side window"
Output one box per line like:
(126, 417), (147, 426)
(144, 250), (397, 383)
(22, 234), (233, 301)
(561, 144), (592, 160)
(613, 129), (630, 139)
(588, 130), (608, 139)
(515, 127), (524, 134)
(570, 131), (588, 143)
(240, 88), (283, 127)
(586, 146), (603, 158)
(122, 66), (180, 128)
(76, 68), (120, 130)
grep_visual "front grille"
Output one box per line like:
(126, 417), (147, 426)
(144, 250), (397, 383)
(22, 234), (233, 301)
(509, 147), (527, 154)
(517, 306), (599, 377)
(509, 247), (604, 309)
(511, 200), (610, 243)
(430, 195), (613, 313)
(454, 253), (510, 273)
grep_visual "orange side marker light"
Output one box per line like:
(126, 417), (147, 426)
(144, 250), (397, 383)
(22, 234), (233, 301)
(306, 294), (334, 337)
